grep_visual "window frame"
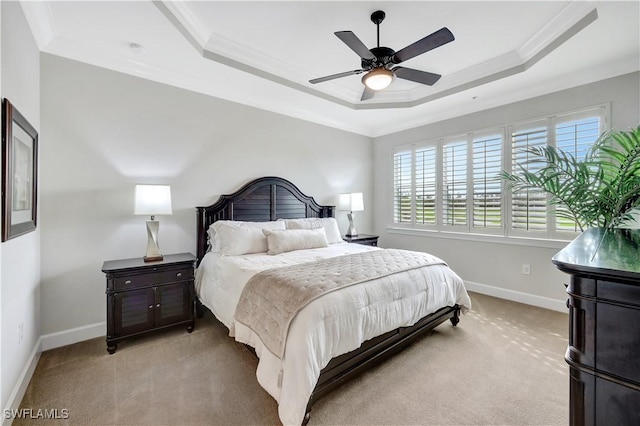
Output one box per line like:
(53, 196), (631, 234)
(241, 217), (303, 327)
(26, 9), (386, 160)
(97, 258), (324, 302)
(390, 104), (610, 243)
(471, 129), (505, 236)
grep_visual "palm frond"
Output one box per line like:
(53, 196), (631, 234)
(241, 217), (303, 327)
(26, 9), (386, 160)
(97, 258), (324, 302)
(502, 125), (640, 231)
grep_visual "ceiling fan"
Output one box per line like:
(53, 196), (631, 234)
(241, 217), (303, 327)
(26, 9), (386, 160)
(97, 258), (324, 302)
(309, 10), (454, 101)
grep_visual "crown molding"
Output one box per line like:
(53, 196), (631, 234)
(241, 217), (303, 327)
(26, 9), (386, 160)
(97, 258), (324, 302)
(152, 0), (207, 53)
(155, 1), (599, 110)
(19, 0), (56, 50)
(519, 1), (598, 62)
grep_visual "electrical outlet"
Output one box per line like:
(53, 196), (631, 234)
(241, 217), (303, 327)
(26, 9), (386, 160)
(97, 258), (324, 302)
(522, 264), (531, 275)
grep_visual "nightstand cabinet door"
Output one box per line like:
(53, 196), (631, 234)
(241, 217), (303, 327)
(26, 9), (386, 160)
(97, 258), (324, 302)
(113, 288), (155, 336)
(155, 282), (192, 327)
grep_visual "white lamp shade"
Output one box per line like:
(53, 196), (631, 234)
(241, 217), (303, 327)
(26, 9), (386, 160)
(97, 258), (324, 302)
(339, 192), (364, 212)
(134, 185), (173, 215)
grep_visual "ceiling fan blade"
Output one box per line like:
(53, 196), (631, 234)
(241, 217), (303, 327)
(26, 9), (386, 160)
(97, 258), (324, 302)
(335, 31), (376, 60)
(392, 27), (454, 64)
(361, 86), (375, 101)
(309, 69), (364, 84)
(394, 67), (442, 86)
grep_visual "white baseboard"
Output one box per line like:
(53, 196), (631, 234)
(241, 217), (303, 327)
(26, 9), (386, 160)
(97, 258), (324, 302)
(464, 280), (568, 313)
(2, 323), (105, 425)
(2, 338), (42, 426)
(40, 322), (105, 352)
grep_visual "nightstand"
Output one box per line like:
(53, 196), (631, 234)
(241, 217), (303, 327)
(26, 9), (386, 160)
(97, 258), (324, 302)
(102, 253), (196, 354)
(343, 234), (379, 247)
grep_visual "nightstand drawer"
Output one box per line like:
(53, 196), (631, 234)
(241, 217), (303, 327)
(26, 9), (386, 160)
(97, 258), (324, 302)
(113, 267), (193, 291)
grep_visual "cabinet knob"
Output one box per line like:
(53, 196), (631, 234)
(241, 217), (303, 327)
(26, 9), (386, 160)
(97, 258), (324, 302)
(156, 303), (161, 308)
(125, 280), (132, 285)
(176, 272), (182, 277)
(148, 305), (153, 309)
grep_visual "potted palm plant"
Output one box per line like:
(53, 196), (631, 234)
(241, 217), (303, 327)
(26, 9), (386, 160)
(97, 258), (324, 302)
(502, 125), (640, 231)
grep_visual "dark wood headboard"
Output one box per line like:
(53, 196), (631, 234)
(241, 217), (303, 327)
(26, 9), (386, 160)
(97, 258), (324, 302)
(196, 176), (335, 263)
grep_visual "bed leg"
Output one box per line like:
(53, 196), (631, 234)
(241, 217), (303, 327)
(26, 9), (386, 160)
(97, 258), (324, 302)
(450, 305), (461, 327)
(302, 410), (311, 426)
(195, 297), (205, 318)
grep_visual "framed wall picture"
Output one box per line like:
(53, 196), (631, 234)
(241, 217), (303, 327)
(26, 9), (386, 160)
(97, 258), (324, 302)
(2, 98), (38, 241)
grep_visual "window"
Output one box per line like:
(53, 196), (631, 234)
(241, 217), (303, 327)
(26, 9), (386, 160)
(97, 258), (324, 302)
(509, 123), (548, 233)
(442, 140), (467, 227)
(393, 149), (412, 224)
(391, 105), (608, 241)
(554, 114), (602, 232)
(416, 147), (437, 225)
(473, 134), (503, 230)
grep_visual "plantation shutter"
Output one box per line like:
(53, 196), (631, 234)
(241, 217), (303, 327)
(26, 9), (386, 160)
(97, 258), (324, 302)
(556, 117), (600, 160)
(511, 126), (548, 231)
(473, 134), (502, 229)
(442, 140), (467, 226)
(393, 149), (413, 223)
(415, 146), (437, 225)
(554, 114), (602, 231)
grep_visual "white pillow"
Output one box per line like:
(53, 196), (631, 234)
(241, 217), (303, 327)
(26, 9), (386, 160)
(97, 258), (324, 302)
(284, 217), (343, 244)
(206, 225), (217, 252)
(263, 228), (328, 255)
(212, 220), (286, 256)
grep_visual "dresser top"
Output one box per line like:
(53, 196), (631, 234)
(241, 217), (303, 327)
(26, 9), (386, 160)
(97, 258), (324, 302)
(552, 228), (640, 281)
(102, 253), (195, 273)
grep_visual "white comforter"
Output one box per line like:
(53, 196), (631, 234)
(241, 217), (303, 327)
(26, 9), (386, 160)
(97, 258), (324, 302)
(195, 243), (471, 425)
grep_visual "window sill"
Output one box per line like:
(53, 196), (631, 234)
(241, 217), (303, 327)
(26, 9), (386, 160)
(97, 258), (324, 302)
(385, 226), (574, 249)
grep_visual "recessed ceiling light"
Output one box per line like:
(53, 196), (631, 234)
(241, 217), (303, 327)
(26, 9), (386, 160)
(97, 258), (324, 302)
(128, 42), (145, 53)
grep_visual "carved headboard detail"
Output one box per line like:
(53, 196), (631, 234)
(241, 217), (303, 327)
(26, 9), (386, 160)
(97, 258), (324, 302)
(196, 176), (334, 263)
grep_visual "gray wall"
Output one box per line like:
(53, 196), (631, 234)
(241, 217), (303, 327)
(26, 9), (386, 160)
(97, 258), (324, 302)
(1, 0), (41, 413)
(373, 72), (640, 309)
(40, 53), (373, 337)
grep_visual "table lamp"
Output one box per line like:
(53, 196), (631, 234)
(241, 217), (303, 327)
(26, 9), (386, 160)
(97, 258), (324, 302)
(339, 192), (364, 237)
(134, 184), (172, 262)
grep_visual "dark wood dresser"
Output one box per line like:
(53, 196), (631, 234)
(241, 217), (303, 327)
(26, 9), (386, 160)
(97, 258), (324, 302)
(102, 253), (196, 353)
(552, 228), (640, 425)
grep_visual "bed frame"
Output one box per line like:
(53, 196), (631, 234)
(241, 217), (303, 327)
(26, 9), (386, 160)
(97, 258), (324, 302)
(195, 176), (460, 425)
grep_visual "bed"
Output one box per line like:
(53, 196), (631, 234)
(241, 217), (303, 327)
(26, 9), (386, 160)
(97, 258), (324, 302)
(195, 176), (471, 425)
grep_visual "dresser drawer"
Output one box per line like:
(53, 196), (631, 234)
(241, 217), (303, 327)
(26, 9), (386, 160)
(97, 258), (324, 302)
(598, 280), (640, 308)
(113, 267), (193, 291)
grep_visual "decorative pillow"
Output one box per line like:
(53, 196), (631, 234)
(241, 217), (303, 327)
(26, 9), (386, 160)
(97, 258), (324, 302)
(284, 217), (343, 244)
(263, 228), (329, 255)
(212, 220), (286, 256)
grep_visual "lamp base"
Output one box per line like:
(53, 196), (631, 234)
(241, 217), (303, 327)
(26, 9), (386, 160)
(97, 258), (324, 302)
(143, 255), (163, 263)
(345, 212), (358, 237)
(144, 220), (163, 262)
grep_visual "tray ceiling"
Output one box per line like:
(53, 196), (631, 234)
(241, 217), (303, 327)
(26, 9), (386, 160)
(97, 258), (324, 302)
(20, 1), (640, 137)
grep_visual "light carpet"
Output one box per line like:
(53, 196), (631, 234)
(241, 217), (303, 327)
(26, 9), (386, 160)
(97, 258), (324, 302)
(16, 292), (568, 425)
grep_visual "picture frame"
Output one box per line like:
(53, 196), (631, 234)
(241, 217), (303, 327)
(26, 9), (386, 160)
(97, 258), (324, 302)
(2, 98), (38, 242)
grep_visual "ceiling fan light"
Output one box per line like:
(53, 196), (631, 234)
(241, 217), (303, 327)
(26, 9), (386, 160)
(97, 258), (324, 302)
(362, 68), (394, 90)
